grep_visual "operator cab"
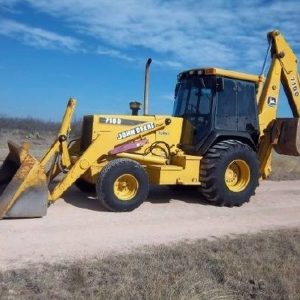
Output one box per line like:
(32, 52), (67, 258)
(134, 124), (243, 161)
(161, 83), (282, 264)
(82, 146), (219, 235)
(173, 68), (260, 154)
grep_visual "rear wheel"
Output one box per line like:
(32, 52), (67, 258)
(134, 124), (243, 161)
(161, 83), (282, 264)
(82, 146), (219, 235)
(96, 158), (149, 212)
(200, 140), (259, 207)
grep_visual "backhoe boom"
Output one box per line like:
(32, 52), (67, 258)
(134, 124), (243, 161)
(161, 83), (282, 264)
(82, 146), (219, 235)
(258, 30), (300, 178)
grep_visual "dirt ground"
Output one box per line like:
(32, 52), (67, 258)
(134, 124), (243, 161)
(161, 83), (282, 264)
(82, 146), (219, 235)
(1, 180), (300, 270)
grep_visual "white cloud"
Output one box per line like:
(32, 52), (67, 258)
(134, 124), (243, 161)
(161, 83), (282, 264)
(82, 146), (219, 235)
(0, 18), (82, 52)
(1, 0), (300, 71)
(160, 93), (175, 101)
(152, 59), (183, 69)
(0, 0), (19, 8)
(96, 46), (133, 61)
(0, 0), (19, 4)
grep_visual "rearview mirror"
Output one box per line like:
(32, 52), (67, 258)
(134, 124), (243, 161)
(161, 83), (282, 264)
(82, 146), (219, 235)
(174, 83), (180, 99)
(216, 77), (224, 92)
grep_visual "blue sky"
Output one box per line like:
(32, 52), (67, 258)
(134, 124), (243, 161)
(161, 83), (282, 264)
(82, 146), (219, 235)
(0, 0), (299, 120)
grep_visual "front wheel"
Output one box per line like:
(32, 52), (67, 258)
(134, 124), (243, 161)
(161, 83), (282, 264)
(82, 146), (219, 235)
(200, 140), (259, 207)
(96, 158), (149, 212)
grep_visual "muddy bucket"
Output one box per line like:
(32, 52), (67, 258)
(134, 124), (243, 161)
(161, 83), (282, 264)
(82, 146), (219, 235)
(273, 118), (300, 156)
(0, 142), (48, 219)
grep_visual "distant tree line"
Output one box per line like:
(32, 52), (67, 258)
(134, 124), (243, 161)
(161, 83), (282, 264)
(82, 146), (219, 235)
(0, 115), (82, 136)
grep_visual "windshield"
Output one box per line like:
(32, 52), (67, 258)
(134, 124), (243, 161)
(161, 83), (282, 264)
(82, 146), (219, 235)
(173, 76), (213, 117)
(173, 75), (214, 143)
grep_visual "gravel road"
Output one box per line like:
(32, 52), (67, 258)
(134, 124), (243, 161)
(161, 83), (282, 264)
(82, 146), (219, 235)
(1, 180), (300, 270)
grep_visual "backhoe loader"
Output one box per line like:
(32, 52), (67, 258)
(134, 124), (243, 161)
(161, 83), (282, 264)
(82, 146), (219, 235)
(0, 30), (299, 218)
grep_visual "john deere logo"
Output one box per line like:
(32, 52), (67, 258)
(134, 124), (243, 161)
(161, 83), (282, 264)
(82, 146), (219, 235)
(267, 97), (277, 107)
(117, 122), (155, 140)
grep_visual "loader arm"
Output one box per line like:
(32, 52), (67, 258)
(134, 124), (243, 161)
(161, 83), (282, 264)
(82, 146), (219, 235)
(48, 119), (169, 202)
(40, 98), (76, 170)
(257, 30), (300, 178)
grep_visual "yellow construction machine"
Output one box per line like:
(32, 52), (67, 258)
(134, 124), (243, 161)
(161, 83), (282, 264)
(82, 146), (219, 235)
(0, 30), (299, 218)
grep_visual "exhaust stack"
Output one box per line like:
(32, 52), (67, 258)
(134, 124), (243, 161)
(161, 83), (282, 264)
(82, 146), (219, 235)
(143, 58), (152, 115)
(129, 101), (142, 116)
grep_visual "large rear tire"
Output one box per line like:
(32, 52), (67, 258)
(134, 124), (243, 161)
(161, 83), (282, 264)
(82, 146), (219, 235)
(96, 158), (149, 212)
(200, 140), (259, 207)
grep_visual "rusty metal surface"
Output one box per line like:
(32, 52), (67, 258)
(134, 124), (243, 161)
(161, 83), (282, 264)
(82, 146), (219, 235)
(0, 143), (48, 219)
(274, 118), (300, 156)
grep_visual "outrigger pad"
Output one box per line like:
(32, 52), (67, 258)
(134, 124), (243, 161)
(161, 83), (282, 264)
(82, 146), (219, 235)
(0, 142), (48, 219)
(274, 118), (300, 156)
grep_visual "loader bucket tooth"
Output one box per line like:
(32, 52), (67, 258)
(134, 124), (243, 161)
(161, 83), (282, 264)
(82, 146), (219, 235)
(0, 142), (48, 219)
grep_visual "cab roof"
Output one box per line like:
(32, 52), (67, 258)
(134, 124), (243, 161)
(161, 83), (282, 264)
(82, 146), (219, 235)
(179, 67), (260, 83)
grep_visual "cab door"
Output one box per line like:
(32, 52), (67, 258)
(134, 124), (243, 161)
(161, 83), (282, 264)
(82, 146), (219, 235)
(215, 78), (238, 131)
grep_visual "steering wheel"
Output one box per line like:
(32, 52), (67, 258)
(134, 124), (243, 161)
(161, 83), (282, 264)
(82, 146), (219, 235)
(187, 104), (197, 114)
(197, 113), (210, 126)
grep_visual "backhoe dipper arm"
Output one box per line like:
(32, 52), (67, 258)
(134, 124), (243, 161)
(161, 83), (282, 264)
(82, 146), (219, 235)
(258, 30), (300, 178)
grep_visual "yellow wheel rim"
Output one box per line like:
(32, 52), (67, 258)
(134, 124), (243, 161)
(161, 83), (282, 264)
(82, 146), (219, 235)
(113, 174), (139, 201)
(225, 160), (250, 192)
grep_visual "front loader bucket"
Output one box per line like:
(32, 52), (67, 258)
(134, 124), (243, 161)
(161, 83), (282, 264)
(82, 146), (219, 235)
(0, 142), (48, 219)
(274, 118), (300, 156)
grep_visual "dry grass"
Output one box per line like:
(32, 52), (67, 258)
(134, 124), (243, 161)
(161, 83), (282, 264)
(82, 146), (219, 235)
(270, 152), (300, 180)
(0, 228), (300, 300)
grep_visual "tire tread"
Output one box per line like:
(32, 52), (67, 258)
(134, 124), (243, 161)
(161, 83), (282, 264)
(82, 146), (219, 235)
(200, 140), (259, 206)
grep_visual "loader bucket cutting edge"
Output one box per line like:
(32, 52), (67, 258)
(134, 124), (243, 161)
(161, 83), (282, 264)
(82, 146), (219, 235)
(0, 142), (48, 219)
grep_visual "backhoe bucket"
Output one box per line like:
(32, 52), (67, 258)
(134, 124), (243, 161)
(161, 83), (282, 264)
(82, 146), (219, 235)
(0, 142), (48, 219)
(274, 118), (300, 156)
